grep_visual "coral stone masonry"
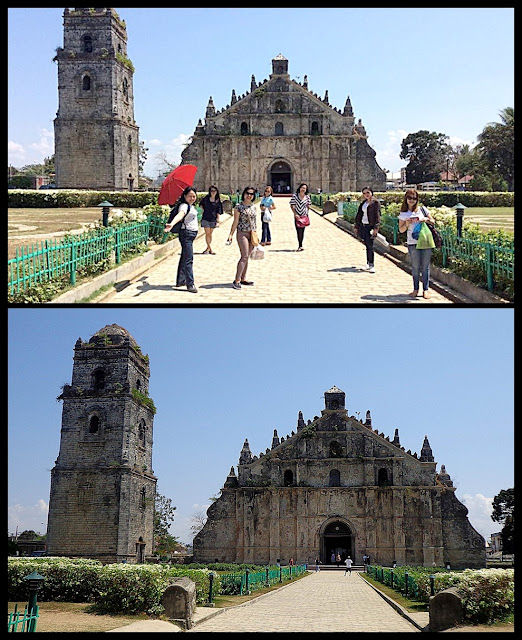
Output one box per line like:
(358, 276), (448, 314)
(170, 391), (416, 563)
(194, 386), (485, 568)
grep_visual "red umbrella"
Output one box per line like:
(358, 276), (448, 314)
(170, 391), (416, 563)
(158, 164), (198, 205)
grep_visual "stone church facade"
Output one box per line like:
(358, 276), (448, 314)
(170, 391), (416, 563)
(53, 8), (139, 190)
(193, 386), (485, 569)
(47, 324), (156, 563)
(183, 55), (386, 194)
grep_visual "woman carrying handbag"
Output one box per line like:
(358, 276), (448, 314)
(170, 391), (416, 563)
(290, 183), (311, 251)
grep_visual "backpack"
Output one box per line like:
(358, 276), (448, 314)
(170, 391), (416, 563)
(167, 201), (189, 234)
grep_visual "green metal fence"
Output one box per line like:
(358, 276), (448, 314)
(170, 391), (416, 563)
(7, 603), (39, 632)
(332, 200), (514, 295)
(220, 564), (306, 595)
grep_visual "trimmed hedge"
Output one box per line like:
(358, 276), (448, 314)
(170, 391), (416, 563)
(368, 565), (513, 625)
(321, 191), (514, 208)
(7, 189), (233, 209)
(8, 557), (221, 615)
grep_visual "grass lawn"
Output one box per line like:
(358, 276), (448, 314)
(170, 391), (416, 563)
(463, 207), (514, 233)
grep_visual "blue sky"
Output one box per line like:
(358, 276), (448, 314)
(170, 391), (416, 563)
(8, 7), (514, 178)
(8, 308), (513, 546)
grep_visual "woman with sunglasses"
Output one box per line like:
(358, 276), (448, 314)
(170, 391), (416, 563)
(260, 186), (276, 246)
(227, 186), (258, 289)
(398, 188), (436, 299)
(199, 185), (223, 255)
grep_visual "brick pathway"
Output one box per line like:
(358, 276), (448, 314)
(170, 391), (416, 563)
(188, 571), (419, 633)
(100, 197), (452, 304)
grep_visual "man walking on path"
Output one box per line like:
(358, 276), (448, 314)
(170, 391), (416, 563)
(344, 556), (353, 575)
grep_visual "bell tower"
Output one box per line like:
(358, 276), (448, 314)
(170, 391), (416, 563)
(53, 8), (139, 190)
(47, 324), (157, 563)
(324, 385), (346, 411)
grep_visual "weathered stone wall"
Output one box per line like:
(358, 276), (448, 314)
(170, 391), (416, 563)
(193, 485), (484, 568)
(47, 325), (156, 563)
(54, 8), (139, 190)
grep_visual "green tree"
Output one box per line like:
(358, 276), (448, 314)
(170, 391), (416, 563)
(491, 488), (514, 554)
(476, 107), (514, 191)
(154, 490), (178, 554)
(400, 130), (451, 184)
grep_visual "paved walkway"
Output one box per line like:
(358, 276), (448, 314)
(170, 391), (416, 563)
(188, 571), (419, 633)
(99, 197), (452, 304)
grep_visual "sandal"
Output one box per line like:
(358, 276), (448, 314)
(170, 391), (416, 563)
(423, 291), (431, 299)
(409, 290), (419, 298)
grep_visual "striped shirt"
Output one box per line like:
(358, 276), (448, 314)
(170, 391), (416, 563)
(290, 193), (311, 217)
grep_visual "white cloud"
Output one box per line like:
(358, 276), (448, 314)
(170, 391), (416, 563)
(142, 132), (192, 178)
(8, 500), (49, 536)
(461, 493), (495, 542)
(8, 129), (54, 168)
(375, 129), (409, 173)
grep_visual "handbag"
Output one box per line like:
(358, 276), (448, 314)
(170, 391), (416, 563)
(416, 222), (436, 249)
(295, 214), (310, 228)
(422, 207), (442, 249)
(250, 230), (260, 246)
(262, 209), (272, 223)
(250, 245), (265, 260)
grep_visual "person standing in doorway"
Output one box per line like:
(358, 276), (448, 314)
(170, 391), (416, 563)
(398, 188), (436, 299)
(315, 557), (321, 572)
(330, 551), (336, 565)
(344, 557), (353, 576)
(227, 186), (258, 289)
(336, 553), (342, 567)
(164, 186), (199, 293)
(354, 186), (381, 273)
(260, 186), (276, 245)
(199, 185), (223, 255)
(290, 183), (311, 251)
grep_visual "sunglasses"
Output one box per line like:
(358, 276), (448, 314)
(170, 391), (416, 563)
(246, 192), (255, 196)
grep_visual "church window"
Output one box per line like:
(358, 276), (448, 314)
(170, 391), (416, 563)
(240, 122), (249, 135)
(89, 415), (100, 434)
(378, 468), (390, 486)
(123, 78), (129, 101)
(283, 470), (294, 486)
(82, 75), (91, 91)
(78, 482), (94, 505)
(311, 121), (320, 135)
(138, 419), (146, 447)
(275, 99), (285, 113)
(329, 441), (343, 457)
(140, 487), (146, 510)
(93, 369), (105, 390)
(329, 469), (341, 487)
(82, 35), (93, 53)
(275, 122), (284, 136)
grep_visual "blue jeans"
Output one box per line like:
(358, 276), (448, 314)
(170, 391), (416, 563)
(261, 220), (271, 243)
(176, 229), (197, 288)
(408, 244), (432, 291)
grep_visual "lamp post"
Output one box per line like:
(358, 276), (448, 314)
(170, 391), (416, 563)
(453, 202), (466, 238)
(23, 571), (45, 617)
(98, 200), (114, 227)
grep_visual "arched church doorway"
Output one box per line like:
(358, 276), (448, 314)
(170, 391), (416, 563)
(269, 161), (292, 194)
(321, 520), (354, 564)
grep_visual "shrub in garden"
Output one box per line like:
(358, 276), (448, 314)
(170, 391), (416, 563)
(8, 557), (221, 615)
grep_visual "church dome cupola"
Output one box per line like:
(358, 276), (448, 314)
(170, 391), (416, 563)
(324, 385), (346, 411)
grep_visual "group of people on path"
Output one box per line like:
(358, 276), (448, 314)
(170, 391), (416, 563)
(163, 183), (435, 298)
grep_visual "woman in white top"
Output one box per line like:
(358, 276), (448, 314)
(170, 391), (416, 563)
(164, 186), (199, 293)
(398, 188), (435, 299)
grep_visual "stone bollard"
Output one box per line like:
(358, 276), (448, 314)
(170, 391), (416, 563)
(161, 576), (196, 630)
(322, 200), (337, 214)
(429, 587), (464, 631)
